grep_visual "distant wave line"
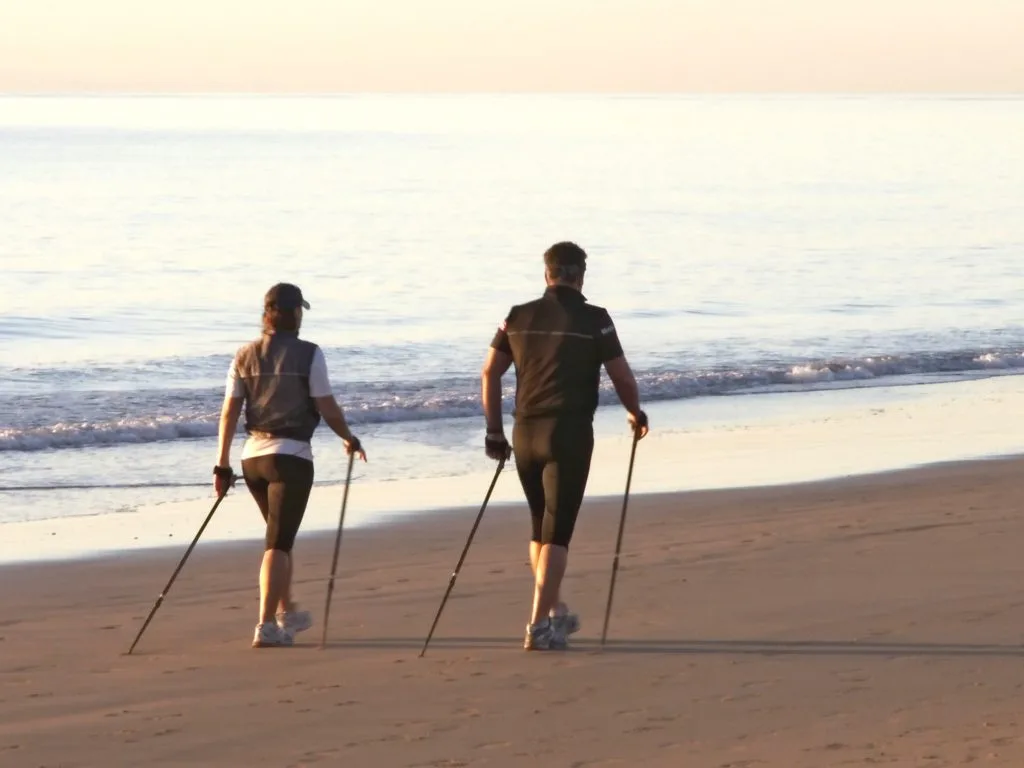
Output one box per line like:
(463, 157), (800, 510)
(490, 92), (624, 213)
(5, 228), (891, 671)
(0, 481), (206, 492)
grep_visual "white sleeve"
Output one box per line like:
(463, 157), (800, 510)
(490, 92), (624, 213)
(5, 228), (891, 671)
(225, 358), (244, 398)
(308, 348), (332, 398)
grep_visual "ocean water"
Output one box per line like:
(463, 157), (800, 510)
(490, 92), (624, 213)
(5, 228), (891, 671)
(1, 94), (1023, 531)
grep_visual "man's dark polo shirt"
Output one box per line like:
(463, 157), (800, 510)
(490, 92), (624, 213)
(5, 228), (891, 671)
(491, 285), (624, 423)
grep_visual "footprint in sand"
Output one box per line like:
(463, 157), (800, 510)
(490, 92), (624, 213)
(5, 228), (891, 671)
(475, 741), (513, 751)
(145, 713), (183, 722)
(626, 724), (663, 734)
(289, 747), (341, 765)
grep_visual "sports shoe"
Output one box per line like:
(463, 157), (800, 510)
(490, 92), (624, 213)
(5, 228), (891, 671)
(550, 607), (580, 637)
(276, 607), (313, 635)
(523, 617), (567, 651)
(252, 621), (294, 648)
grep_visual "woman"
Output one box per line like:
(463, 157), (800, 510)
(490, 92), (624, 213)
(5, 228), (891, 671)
(214, 282), (366, 648)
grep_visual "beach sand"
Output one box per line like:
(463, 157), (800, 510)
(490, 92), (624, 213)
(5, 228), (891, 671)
(3, 457), (1024, 767)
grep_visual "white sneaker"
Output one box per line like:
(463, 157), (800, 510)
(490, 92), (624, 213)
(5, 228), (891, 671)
(252, 621), (294, 648)
(276, 608), (313, 635)
(524, 617), (567, 651)
(551, 607), (580, 637)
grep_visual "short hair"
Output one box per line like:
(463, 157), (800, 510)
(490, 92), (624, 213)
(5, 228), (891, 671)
(544, 241), (587, 282)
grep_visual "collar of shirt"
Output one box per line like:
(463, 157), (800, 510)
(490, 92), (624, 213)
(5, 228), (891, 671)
(544, 284), (587, 303)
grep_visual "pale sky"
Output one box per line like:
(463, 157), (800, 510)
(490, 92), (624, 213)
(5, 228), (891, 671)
(1, 0), (1022, 93)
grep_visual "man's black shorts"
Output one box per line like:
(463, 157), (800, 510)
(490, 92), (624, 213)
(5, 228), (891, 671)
(241, 453), (314, 553)
(512, 416), (594, 549)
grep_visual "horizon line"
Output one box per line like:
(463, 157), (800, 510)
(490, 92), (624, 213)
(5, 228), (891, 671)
(2, 90), (1023, 98)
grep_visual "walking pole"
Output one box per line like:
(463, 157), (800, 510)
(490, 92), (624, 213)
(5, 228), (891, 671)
(126, 475), (236, 654)
(419, 452), (508, 658)
(600, 427), (641, 647)
(320, 451), (356, 649)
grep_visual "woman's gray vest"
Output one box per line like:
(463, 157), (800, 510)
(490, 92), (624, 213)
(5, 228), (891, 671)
(234, 332), (322, 442)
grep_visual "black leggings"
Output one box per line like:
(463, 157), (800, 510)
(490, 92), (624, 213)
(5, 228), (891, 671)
(241, 454), (315, 552)
(512, 417), (594, 549)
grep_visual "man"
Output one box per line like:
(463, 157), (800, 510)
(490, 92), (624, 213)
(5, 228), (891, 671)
(215, 283), (367, 648)
(481, 242), (649, 651)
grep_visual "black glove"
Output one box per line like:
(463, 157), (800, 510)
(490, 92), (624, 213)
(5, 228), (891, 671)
(344, 435), (367, 462)
(212, 465), (235, 481)
(485, 431), (511, 461)
(629, 410), (649, 438)
(212, 465), (236, 497)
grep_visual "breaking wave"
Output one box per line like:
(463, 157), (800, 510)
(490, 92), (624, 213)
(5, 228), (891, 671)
(2, 348), (1022, 453)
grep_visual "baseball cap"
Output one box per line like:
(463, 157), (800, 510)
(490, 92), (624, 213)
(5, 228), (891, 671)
(543, 241), (587, 271)
(264, 283), (310, 311)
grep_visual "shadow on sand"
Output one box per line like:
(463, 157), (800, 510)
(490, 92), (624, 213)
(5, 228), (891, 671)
(310, 636), (1024, 658)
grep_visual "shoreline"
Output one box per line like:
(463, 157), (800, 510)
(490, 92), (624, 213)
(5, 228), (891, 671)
(4, 371), (1024, 566)
(3, 450), (1020, 572)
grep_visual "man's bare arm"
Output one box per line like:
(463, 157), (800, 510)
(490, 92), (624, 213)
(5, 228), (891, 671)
(603, 355), (642, 416)
(482, 347), (513, 433)
(604, 355), (648, 438)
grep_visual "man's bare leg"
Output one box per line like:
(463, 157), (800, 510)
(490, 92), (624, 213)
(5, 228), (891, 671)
(530, 544), (568, 625)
